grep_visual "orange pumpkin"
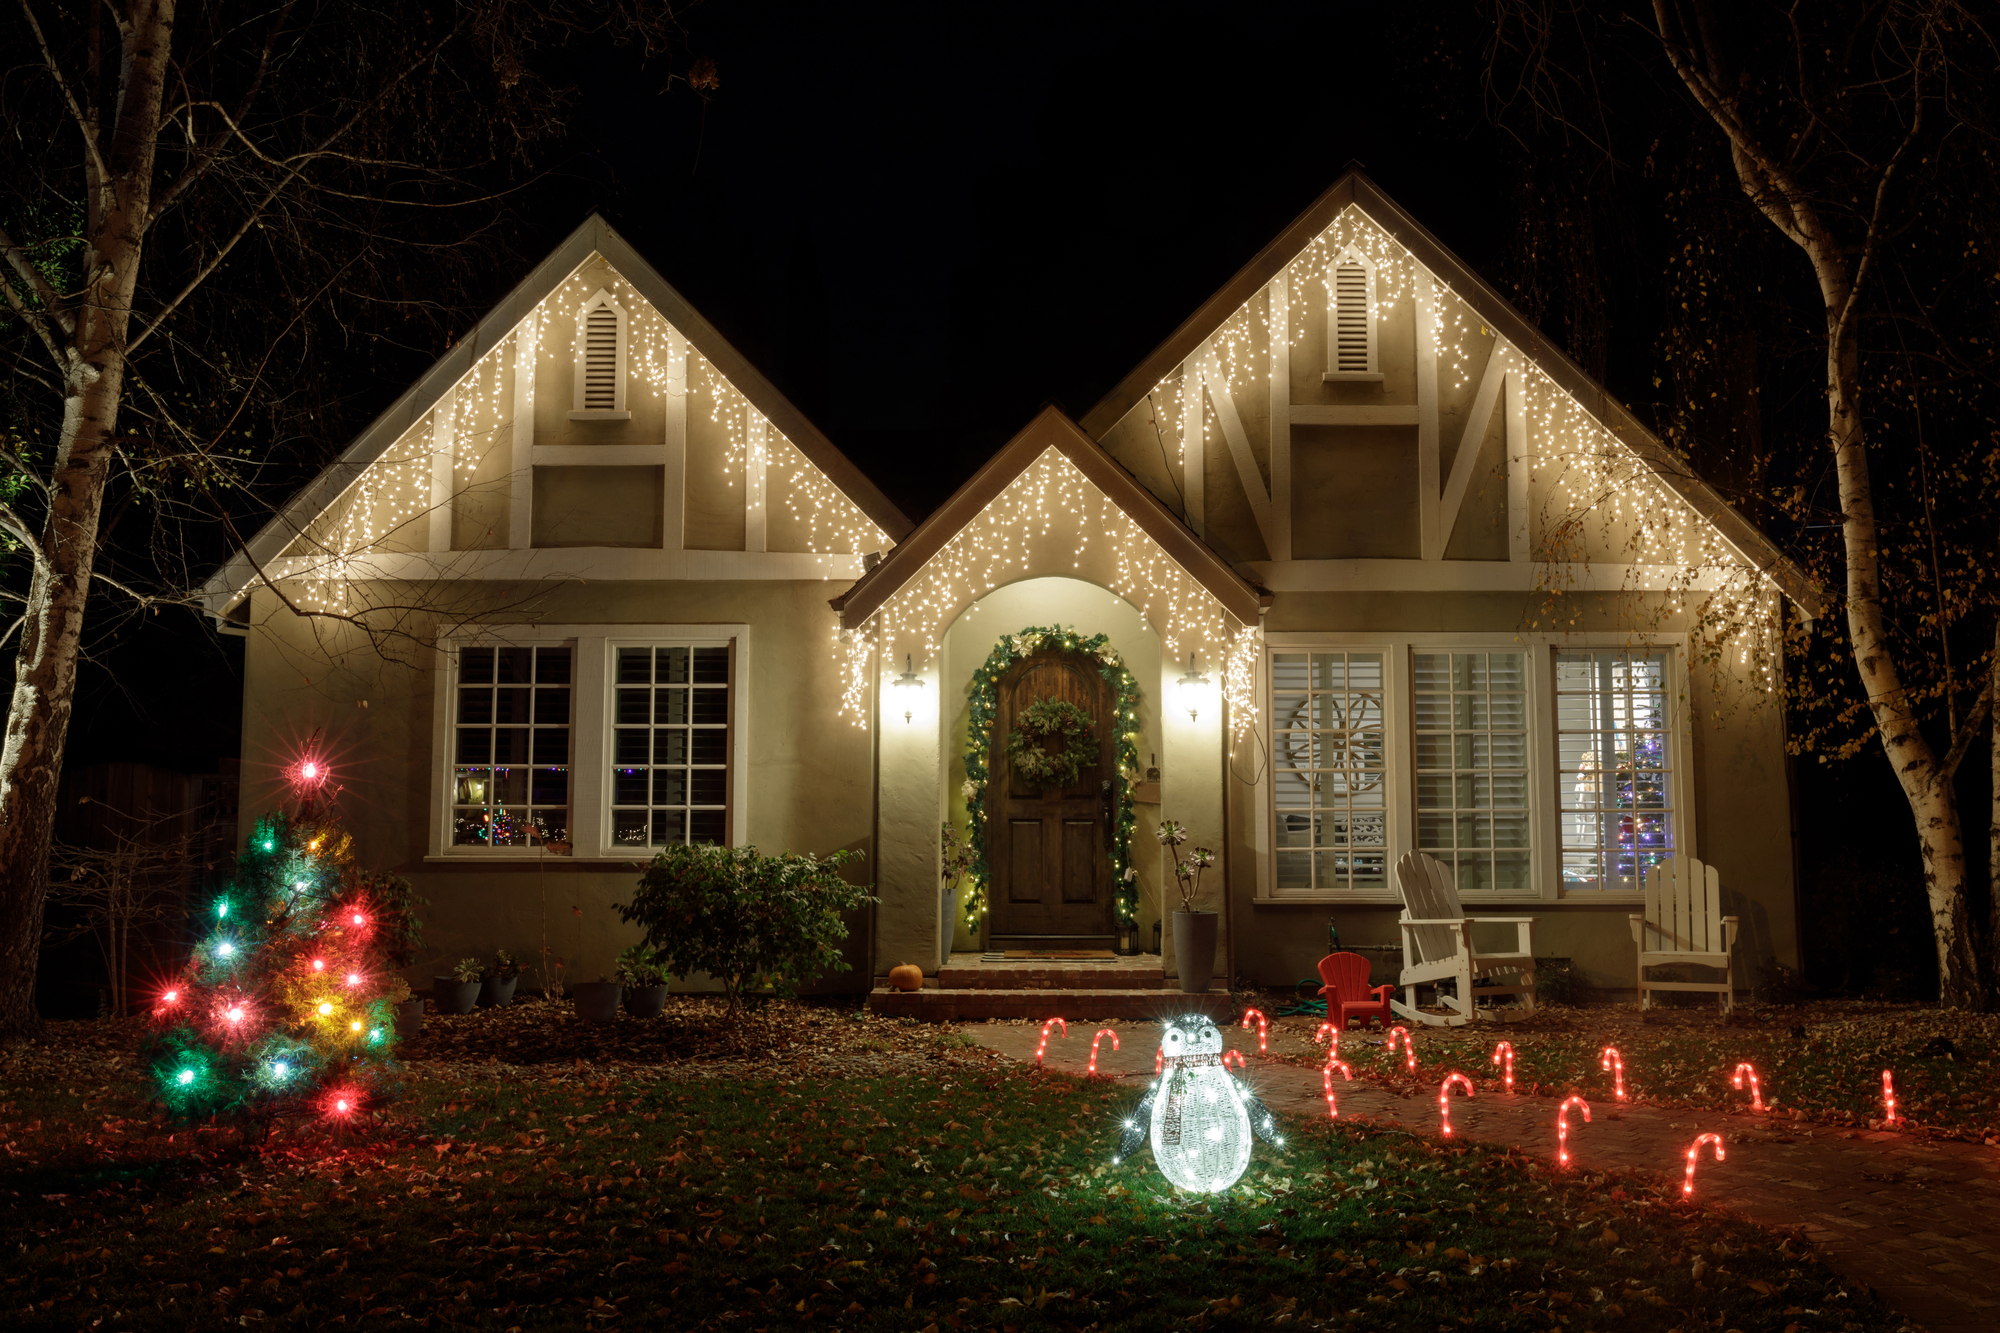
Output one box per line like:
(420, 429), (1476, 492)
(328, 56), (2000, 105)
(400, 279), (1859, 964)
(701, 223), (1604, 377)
(888, 963), (924, 992)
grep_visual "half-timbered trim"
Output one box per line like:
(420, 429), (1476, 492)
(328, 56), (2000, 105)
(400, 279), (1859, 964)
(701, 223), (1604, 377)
(1081, 170), (1826, 618)
(202, 215), (909, 615)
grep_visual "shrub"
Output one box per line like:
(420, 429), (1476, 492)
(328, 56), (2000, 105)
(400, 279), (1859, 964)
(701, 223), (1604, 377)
(343, 870), (426, 969)
(615, 844), (874, 1016)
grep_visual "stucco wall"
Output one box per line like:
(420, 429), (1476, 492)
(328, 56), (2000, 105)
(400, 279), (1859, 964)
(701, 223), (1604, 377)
(237, 578), (875, 992)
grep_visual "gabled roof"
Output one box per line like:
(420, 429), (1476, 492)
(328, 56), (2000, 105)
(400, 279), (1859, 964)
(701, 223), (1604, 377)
(204, 214), (911, 610)
(1081, 169), (1828, 619)
(829, 406), (1268, 629)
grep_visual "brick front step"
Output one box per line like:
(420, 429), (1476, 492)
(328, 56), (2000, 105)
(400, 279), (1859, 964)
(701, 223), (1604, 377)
(934, 964), (1166, 991)
(866, 987), (1237, 1022)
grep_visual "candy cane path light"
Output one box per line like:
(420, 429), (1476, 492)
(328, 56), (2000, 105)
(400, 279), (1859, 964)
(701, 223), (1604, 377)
(1731, 1062), (1764, 1112)
(1323, 1057), (1352, 1118)
(1088, 1028), (1120, 1076)
(1601, 1045), (1626, 1101)
(1240, 1008), (1268, 1053)
(1035, 1017), (1067, 1066)
(1314, 1021), (1339, 1058)
(1386, 1025), (1416, 1072)
(1491, 1041), (1514, 1093)
(1438, 1072), (1475, 1136)
(1881, 1070), (1899, 1125)
(1222, 1049), (1245, 1071)
(1682, 1133), (1724, 1197)
(1556, 1095), (1591, 1168)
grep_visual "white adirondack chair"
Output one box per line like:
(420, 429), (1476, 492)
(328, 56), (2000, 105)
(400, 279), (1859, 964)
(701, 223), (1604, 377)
(1631, 856), (1738, 1012)
(1393, 851), (1537, 1026)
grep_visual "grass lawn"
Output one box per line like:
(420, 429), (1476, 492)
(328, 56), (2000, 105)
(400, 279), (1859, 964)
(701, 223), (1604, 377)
(1261, 1001), (2000, 1142)
(3, 1028), (1911, 1332)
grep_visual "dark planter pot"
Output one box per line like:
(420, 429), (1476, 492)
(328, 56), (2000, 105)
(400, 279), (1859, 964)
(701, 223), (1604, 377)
(623, 984), (669, 1018)
(393, 997), (426, 1037)
(433, 978), (481, 1015)
(571, 981), (623, 1024)
(479, 975), (519, 1008)
(1172, 911), (1220, 994)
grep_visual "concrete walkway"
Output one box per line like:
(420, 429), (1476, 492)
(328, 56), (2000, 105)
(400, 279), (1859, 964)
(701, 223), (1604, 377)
(967, 1019), (2000, 1333)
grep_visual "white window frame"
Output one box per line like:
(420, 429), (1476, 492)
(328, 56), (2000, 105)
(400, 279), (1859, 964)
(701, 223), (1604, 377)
(1322, 249), (1382, 383)
(1255, 632), (1695, 904)
(569, 289), (631, 420)
(1544, 637), (1696, 901)
(427, 623), (750, 861)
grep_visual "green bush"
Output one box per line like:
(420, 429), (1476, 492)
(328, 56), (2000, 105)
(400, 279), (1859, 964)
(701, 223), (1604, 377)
(344, 870), (426, 969)
(615, 844), (874, 1015)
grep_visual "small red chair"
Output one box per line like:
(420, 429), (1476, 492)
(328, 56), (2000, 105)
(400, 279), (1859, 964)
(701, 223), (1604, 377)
(1318, 951), (1394, 1032)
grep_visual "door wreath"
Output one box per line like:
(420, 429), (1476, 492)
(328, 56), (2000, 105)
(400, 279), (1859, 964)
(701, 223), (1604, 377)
(1006, 697), (1097, 790)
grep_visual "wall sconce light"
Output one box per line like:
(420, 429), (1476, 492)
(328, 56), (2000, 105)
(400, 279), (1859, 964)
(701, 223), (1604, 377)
(1175, 651), (1212, 723)
(892, 653), (924, 723)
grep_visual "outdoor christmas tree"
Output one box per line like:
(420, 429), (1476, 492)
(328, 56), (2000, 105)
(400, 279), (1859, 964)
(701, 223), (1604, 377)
(146, 760), (402, 1125)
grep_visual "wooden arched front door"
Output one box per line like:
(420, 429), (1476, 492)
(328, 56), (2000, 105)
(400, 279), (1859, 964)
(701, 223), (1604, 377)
(987, 649), (1116, 945)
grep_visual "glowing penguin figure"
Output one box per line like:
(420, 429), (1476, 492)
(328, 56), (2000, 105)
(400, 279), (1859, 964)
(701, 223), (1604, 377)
(1114, 1014), (1285, 1193)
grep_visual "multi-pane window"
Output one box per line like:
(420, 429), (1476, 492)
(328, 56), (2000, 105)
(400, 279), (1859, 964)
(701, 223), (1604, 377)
(611, 645), (731, 847)
(1555, 649), (1674, 891)
(453, 646), (571, 847)
(1272, 652), (1388, 892)
(1414, 652), (1529, 894)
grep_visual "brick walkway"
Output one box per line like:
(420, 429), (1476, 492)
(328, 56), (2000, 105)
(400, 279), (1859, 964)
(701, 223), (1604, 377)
(967, 1020), (2000, 1333)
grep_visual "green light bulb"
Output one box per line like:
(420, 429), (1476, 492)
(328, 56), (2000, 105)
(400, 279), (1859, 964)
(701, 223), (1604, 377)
(216, 900), (229, 918)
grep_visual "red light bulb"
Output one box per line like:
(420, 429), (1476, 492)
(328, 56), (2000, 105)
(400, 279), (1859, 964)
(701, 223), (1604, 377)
(312, 958), (325, 971)
(335, 1098), (350, 1113)
(303, 762), (319, 779)
(162, 989), (179, 1004)
(226, 1007), (244, 1023)
(351, 913), (365, 927)
(347, 972), (361, 986)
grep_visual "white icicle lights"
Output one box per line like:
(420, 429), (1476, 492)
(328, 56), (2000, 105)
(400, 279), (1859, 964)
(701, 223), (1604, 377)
(836, 447), (1260, 738)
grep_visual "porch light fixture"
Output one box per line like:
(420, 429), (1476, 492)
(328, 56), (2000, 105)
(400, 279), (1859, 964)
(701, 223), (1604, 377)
(1175, 652), (1212, 722)
(892, 654), (924, 723)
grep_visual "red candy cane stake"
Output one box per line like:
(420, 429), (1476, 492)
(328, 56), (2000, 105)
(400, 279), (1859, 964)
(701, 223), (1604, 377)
(1087, 1028), (1120, 1076)
(1438, 1073), (1475, 1137)
(1323, 1057), (1353, 1119)
(1682, 1133), (1725, 1198)
(1601, 1045), (1626, 1101)
(1491, 1041), (1515, 1094)
(1730, 1062), (1764, 1112)
(1222, 1049), (1246, 1071)
(1881, 1070), (1899, 1125)
(1556, 1095), (1591, 1168)
(1240, 1008), (1269, 1054)
(1385, 1025), (1416, 1072)
(1034, 1017), (1067, 1066)
(1155, 1045), (1164, 1075)
(1314, 1022), (1339, 1061)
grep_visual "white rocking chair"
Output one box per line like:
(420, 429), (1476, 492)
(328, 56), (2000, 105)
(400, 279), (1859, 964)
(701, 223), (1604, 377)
(1393, 851), (1537, 1026)
(1631, 856), (1738, 1012)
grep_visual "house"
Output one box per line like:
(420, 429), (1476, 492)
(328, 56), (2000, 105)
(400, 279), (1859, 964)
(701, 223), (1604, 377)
(204, 171), (1820, 1007)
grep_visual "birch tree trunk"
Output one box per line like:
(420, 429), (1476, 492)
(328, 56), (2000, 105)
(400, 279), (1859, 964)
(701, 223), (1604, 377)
(1652, 0), (1983, 1007)
(0, 1), (173, 1040)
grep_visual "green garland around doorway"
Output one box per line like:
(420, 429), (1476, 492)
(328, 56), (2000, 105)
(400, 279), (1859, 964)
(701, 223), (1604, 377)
(960, 625), (1143, 935)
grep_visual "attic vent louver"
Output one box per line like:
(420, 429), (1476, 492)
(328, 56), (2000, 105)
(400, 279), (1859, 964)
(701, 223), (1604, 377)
(583, 304), (618, 410)
(569, 289), (630, 419)
(1324, 253), (1381, 381)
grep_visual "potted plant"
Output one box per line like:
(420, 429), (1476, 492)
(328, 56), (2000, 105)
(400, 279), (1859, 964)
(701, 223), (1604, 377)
(570, 975), (623, 1024)
(616, 944), (671, 1018)
(1158, 820), (1219, 994)
(480, 949), (522, 1007)
(389, 975), (424, 1037)
(433, 957), (483, 1014)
